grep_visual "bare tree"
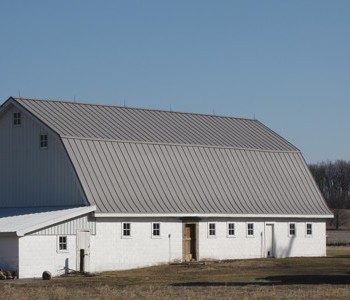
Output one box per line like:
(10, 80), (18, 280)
(309, 160), (350, 230)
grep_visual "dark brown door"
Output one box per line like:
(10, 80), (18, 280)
(184, 224), (196, 261)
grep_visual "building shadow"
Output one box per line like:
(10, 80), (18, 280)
(170, 272), (350, 287)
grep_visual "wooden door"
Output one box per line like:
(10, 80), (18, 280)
(184, 224), (196, 262)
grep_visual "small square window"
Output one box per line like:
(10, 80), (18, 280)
(306, 223), (312, 236)
(152, 223), (160, 237)
(122, 222), (131, 237)
(208, 223), (216, 237)
(247, 223), (254, 236)
(227, 223), (235, 236)
(40, 134), (48, 148)
(13, 112), (21, 126)
(289, 223), (296, 236)
(58, 236), (67, 251)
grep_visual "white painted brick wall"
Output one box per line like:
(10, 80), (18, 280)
(19, 235), (76, 278)
(198, 218), (326, 260)
(13, 218), (327, 278)
(91, 218), (183, 272)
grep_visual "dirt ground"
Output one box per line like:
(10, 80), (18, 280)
(1, 247), (350, 299)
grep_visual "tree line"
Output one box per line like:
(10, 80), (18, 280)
(309, 160), (350, 229)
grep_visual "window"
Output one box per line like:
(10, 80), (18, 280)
(13, 112), (21, 126)
(122, 222), (131, 237)
(227, 222), (235, 237)
(247, 223), (254, 236)
(152, 223), (160, 237)
(306, 223), (312, 236)
(58, 236), (67, 251)
(289, 223), (296, 236)
(40, 134), (48, 148)
(208, 223), (216, 237)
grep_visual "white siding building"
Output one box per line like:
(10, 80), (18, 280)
(0, 97), (332, 278)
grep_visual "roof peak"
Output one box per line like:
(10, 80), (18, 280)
(11, 96), (258, 123)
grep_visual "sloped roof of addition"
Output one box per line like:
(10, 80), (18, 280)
(2, 97), (332, 217)
(0, 206), (96, 236)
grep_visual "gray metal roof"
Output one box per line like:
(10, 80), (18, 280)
(63, 137), (331, 215)
(2, 97), (332, 217)
(0, 206), (96, 236)
(11, 97), (297, 151)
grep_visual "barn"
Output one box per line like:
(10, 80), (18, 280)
(0, 96), (332, 278)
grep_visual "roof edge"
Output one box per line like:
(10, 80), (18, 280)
(94, 213), (333, 219)
(16, 205), (96, 236)
(11, 96), (257, 122)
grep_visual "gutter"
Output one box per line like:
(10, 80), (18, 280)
(94, 212), (333, 219)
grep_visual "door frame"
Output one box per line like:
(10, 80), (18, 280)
(76, 230), (91, 273)
(265, 223), (275, 258)
(182, 221), (199, 262)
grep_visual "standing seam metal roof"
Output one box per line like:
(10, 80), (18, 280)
(11, 97), (298, 151)
(2, 97), (332, 216)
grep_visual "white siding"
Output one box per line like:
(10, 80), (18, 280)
(0, 104), (86, 207)
(31, 215), (96, 235)
(0, 237), (18, 271)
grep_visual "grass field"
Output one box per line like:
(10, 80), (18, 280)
(1, 247), (350, 299)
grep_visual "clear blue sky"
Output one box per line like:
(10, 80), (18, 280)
(1, 1), (349, 163)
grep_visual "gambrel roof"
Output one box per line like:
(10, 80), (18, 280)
(1, 97), (332, 217)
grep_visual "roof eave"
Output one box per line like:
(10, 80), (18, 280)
(94, 213), (334, 219)
(15, 206), (96, 236)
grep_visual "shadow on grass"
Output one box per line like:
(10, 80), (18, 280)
(171, 274), (350, 287)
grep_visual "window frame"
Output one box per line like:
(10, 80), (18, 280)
(152, 222), (161, 238)
(57, 235), (68, 252)
(247, 223), (254, 237)
(227, 222), (236, 237)
(289, 223), (296, 237)
(306, 223), (313, 237)
(40, 134), (48, 149)
(208, 222), (216, 238)
(122, 222), (132, 238)
(13, 112), (21, 126)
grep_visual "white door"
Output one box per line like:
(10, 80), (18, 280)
(265, 224), (274, 257)
(77, 230), (90, 272)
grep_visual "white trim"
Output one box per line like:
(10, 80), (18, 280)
(151, 222), (161, 239)
(94, 212), (333, 219)
(246, 222), (255, 238)
(306, 222), (313, 237)
(288, 222), (296, 237)
(207, 222), (216, 238)
(226, 222), (236, 238)
(121, 222), (132, 239)
(57, 235), (69, 253)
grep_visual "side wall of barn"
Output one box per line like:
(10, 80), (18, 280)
(90, 217), (183, 272)
(14, 217), (326, 278)
(198, 218), (326, 260)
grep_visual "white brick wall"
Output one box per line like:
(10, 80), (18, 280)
(12, 218), (327, 278)
(18, 235), (76, 278)
(198, 218), (326, 260)
(91, 218), (183, 272)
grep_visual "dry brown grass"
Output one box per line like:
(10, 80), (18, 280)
(2, 247), (350, 299)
